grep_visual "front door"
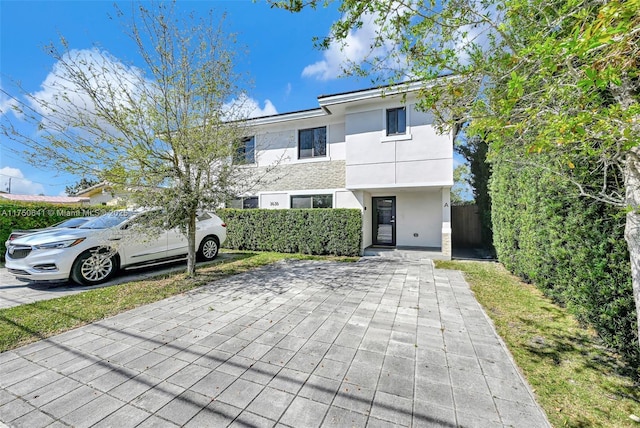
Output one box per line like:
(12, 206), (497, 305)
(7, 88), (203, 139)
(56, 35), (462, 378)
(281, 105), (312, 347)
(372, 197), (396, 246)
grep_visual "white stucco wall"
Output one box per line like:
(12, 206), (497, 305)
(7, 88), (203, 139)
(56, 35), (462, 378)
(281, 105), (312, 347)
(88, 192), (128, 206)
(335, 190), (363, 209)
(89, 192), (115, 206)
(260, 192), (289, 209)
(256, 130), (297, 165)
(345, 102), (453, 189)
(362, 191), (373, 249)
(395, 191), (442, 247)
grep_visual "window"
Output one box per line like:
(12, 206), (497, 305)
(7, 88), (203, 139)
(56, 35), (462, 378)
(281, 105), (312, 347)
(291, 194), (333, 209)
(242, 197), (259, 209)
(298, 127), (326, 159)
(234, 136), (255, 164)
(386, 107), (406, 136)
(229, 196), (259, 209)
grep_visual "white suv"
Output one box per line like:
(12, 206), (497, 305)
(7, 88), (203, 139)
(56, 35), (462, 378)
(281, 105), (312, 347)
(5, 210), (227, 286)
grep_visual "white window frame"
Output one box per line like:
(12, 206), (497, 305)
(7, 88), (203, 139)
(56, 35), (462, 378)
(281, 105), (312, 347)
(234, 136), (256, 166)
(381, 105), (412, 142)
(290, 193), (334, 209)
(297, 126), (329, 160)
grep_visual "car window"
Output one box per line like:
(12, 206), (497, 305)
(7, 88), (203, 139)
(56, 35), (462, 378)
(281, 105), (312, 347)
(54, 217), (92, 228)
(197, 212), (211, 221)
(80, 211), (135, 229)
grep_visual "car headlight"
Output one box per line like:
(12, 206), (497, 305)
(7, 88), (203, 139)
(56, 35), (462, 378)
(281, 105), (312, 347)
(34, 238), (86, 250)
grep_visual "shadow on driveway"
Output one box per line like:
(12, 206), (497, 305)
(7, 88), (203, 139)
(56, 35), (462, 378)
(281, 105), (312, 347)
(0, 253), (239, 309)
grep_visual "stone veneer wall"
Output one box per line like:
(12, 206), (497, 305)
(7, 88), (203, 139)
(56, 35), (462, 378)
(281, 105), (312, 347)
(441, 230), (452, 260)
(251, 160), (346, 192)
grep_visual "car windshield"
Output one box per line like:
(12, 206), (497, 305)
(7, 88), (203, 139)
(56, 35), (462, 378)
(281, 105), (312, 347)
(80, 211), (135, 229)
(53, 217), (92, 228)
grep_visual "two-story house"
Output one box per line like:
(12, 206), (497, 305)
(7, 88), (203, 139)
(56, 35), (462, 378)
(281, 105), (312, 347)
(230, 81), (454, 258)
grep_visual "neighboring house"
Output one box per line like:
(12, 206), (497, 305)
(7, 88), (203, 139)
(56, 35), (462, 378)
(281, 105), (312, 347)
(231, 81), (454, 258)
(74, 182), (125, 206)
(0, 193), (90, 205)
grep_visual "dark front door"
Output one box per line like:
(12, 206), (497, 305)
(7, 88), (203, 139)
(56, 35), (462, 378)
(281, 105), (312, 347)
(373, 197), (396, 246)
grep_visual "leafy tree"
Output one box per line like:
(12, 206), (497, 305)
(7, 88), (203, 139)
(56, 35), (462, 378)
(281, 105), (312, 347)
(65, 177), (100, 196)
(1, 2), (268, 277)
(271, 0), (640, 345)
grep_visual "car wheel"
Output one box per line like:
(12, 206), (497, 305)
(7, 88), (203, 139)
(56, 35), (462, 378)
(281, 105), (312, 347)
(198, 236), (219, 261)
(70, 248), (118, 286)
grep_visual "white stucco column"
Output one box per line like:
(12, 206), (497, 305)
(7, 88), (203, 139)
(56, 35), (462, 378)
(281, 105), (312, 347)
(441, 187), (452, 259)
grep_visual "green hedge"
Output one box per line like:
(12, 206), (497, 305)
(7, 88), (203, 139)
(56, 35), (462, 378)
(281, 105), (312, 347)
(0, 202), (112, 261)
(217, 208), (362, 257)
(491, 151), (639, 372)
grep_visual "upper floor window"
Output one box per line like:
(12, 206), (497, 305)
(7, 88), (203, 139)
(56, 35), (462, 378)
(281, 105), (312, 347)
(291, 194), (333, 209)
(386, 107), (406, 136)
(299, 127), (326, 159)
(234, 136), (255, 165)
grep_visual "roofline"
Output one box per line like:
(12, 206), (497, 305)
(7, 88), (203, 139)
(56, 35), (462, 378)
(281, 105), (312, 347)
(75, 181), (109, 196)
(247, 77), (456, 125)
(318, 76), (457, 108)
(247, 107), (327, 126)
(317, 80), (423, 103)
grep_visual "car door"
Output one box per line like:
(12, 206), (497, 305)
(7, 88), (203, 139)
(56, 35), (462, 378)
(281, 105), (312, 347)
(166, 225), (188, 258)
(117, 212), (169, 266)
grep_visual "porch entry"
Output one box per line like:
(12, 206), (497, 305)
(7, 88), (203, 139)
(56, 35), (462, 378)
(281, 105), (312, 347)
(372, 196), (396, 246)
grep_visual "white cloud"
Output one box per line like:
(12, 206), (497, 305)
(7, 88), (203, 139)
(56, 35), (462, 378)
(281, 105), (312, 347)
(250, 98), (278, 117)
(303, 1), (498, 80)
(302, 9), (408, 81)
(451, 6), (498, 66)
(28, 48), (150, 138)
(223, 94), (278, 120)
(0, 167), (45, 195)
(32, 49), (278, 126)
(0, 81), (20, 118)
(302, 13), (381, 81)
(285, 83), (292, 97)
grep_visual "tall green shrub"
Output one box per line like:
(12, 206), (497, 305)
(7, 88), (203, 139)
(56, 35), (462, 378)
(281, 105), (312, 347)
(218, 208), (362, 257)
(491, 152), (639, 371)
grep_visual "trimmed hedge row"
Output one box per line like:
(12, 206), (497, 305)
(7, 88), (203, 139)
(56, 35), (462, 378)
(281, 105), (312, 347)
(0, 202), (111, 261)
(217, 208), (362, 257)
(491, 152), (639, 371)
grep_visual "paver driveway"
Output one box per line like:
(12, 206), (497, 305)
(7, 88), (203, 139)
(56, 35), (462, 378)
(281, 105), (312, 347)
(0, 254), (240, 310)
(0, 256), (550, 427)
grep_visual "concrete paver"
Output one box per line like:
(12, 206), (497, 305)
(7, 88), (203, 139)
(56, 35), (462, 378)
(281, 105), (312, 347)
(0, 254), (238, 309)
(0, 254), (550, 427)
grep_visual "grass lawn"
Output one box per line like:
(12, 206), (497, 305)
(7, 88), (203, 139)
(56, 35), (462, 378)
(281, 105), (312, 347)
(0, 250), (357, 353)
(435, 260), (640, 428)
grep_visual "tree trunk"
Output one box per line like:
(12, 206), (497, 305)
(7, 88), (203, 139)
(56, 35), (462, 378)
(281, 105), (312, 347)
(615, 78), (640, 349)
(186, 211), (197, 278)
(624, 147), (640, 348)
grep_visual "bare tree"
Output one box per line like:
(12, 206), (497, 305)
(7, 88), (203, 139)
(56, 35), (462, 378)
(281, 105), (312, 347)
(1, 1), (271, 277)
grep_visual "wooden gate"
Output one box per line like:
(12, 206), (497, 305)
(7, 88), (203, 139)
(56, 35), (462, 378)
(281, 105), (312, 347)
(452, 205), (482, 247)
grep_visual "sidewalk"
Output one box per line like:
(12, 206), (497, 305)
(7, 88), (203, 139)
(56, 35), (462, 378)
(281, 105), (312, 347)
(0, 255), (550, 427)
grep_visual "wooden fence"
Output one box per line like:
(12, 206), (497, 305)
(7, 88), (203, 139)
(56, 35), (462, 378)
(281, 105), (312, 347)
(452, 204), (482, 247)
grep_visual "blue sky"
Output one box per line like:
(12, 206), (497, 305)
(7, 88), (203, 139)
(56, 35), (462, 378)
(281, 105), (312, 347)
(0, 0), (379, 196)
